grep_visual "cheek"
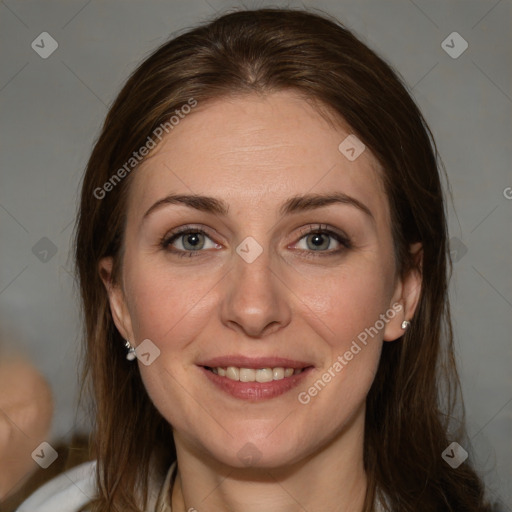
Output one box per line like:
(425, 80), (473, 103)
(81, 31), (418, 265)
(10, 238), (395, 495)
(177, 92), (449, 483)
(293, 259), (393, 350)
(293, 270), (386, 436)
(124, 256), (217, 342)
(125, 258), (215, 431)
(290, 259), (391, 407)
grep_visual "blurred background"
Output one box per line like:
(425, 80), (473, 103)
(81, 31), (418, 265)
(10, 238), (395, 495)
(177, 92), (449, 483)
(0, 0), (511, 509)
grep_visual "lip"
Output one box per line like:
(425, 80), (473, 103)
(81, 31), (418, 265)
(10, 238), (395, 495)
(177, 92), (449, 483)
(197, 355), (312, 369)
(198, 360), (314, 401)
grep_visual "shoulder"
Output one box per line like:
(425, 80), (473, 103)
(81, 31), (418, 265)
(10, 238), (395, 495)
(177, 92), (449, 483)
(16, 460), (96, 512)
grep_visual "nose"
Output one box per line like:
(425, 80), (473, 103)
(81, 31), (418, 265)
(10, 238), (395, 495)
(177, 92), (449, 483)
(220, 247), (292, 338)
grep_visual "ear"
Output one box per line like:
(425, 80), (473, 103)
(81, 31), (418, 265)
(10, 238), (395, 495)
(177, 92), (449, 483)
(98, 256), (135, 342)
(383, 242), (423, 342)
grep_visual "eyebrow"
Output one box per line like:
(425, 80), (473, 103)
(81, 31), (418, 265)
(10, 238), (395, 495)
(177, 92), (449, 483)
(142, 192), (374, 222)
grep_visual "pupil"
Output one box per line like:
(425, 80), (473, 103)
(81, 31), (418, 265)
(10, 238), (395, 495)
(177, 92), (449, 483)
(309, 234), (328, 250)
(186, 233), (202, 248)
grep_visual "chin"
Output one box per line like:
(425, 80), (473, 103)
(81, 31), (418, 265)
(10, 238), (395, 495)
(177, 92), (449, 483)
(197, 426), (314, 470)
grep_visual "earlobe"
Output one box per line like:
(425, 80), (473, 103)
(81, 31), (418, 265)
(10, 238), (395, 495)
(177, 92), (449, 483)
(383, 243), (423, 342)
(98, 257), (134, 342)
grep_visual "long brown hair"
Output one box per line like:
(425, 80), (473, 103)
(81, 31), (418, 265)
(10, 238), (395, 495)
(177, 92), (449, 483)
(75, 8), (491, 511)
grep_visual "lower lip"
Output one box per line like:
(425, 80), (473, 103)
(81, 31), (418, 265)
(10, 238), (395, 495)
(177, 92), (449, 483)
(200, 366), (313, 401)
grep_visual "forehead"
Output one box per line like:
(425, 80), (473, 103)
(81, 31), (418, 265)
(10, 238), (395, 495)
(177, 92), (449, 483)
(129, 91), (388, 224)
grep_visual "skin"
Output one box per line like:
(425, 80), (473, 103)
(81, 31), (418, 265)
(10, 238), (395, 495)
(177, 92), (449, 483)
(100, 91), (422, 512)
(0, 354), (53, 499)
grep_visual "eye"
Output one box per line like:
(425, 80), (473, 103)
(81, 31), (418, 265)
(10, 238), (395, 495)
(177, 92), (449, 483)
(161, 226), (220, 257)
(160, 224), (351, 258)
(293, 225), (352, 255)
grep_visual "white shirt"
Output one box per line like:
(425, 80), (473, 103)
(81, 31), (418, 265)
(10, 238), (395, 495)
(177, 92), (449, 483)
(16, 460), (175, 512)
(16, 461), (98, 512)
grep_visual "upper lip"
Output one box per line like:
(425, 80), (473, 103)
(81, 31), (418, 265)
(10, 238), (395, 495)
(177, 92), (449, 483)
(198, 355), (313, 369)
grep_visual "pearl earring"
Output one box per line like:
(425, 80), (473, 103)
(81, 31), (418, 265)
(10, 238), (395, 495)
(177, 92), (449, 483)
(401, 320), (410, 330)
(125, 340), (136, 361)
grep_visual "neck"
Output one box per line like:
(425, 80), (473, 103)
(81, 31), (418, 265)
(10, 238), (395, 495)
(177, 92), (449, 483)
(171, 410), (368, 512)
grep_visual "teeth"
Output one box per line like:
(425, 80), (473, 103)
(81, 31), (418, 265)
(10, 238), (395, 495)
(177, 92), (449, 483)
(239, 368), (256, 382)
(256, 368), (274, 383)
(211, 366), (303, 382)
(273, 367), (284, 380)
(226, 366), (239, 380)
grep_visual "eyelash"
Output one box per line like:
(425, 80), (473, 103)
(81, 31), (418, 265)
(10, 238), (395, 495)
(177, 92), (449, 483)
(160, 224), (352, 259)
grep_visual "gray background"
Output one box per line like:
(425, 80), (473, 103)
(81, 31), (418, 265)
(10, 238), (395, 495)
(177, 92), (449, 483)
(0, 0), (510, 508)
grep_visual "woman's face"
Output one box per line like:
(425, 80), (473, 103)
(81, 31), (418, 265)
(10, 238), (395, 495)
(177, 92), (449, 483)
(102, 91), (419, 469)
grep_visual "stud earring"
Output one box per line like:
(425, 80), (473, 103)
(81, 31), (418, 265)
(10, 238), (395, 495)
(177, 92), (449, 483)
(125, 340), (136, 361)
(401, 320), (410, 330)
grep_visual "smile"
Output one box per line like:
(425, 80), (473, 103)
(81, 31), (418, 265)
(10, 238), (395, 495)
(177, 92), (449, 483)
(199, 360), (314, 400)
(205, 366), (304, 382)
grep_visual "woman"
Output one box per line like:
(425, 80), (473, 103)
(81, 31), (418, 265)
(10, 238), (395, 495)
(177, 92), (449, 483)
(18, 7), (492, 512)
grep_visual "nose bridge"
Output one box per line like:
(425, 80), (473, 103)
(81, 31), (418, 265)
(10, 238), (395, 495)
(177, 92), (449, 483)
(221, 239), (290, 337)
(235, 243), (274, 298)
